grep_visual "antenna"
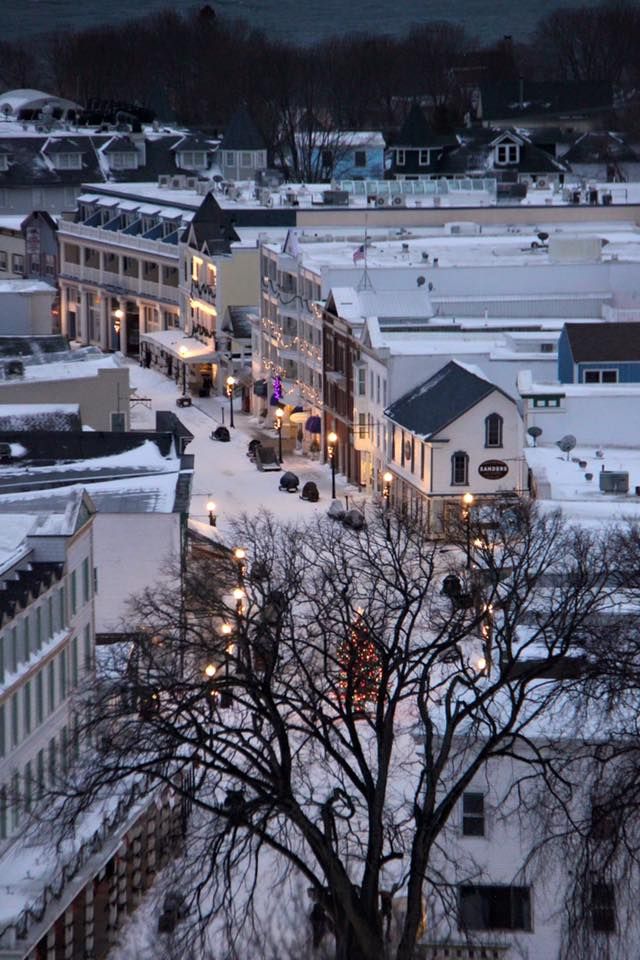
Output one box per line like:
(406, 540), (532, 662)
(357, 213), (374, 291)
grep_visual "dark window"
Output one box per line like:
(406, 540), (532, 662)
(459, 885), (531, 931)
(451, 451), (469, 486)
(462, 792), (485, 836)
(592, 883), (615, 933)
(584, 371), (600, 383)
(354, 150), (366, 167)
(602, 370), (618, 383)
(485, 413), (503, 448)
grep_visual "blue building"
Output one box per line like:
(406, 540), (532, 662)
(306, 132), (386, 181)
(558, 322), (640, 383)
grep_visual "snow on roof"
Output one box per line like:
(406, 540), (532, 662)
(0, 279), (56, 294)
(0, 215), (26, 232)
(0, 354), (123, 384)
(0, 513), (33, 573)
(140, 330), (218, 361)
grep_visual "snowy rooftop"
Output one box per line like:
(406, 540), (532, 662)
(0, 279), (56, 294)
(0, 353), (123, 384)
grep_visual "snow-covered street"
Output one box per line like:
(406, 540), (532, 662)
(127, 360), (368, 541)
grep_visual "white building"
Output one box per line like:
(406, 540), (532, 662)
(384, 361), (526, 532)
(0, 280), (57, 336)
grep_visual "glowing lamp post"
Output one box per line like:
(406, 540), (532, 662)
(112, 307), (123, 350)
(382, 471), (393, 507)
(206, 498), (217, 527)
(274, 407), (284, 463)
(226, 376), (236, 428)
(463, 492), (474, 570)
(327, 431), (338, 499)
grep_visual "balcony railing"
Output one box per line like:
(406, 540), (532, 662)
(59, 264), (179, 305)
(59, 219), (179, 259)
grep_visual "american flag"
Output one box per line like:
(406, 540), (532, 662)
(353, 244), (365, 264)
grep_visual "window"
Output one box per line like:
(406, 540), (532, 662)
(396, 149), (406, 166)
(0, 250), (6, 271)
(357, 367), (366, 396)
(109, 151), (138, 170)
(36, 749), (45, 798)
(71, 636), (79, 686)
(459, 885), (531, 931)
(12, 253), (24, 274)
(23, 616), (30, 660)
(24, 760), (32, 813)
(59, 649), (68, 700)
(48, 737), (57, 783)
(0, 703), (4, 757)
(47, 661), (55, 714)
(532, 396), (560, 408)
(59, 585), (66, 626)
(354, 150), (366, 167)
(84, 625), (93, 672)
(179, 150), (207, 168)
(485, 413), (503, 448)
(540, 342), (554, 353)
(35, 607), (42, 650)
(451, 451), (469, 486)
(11, 772), (19, 829)
(70, 571), (77, 616)
(419, 149), (430, 166)
(583, 369), (619, 384)
(82, 558), (90, 603)
(9, 627), (17, 673)
(462, 792), (485, 836)
(61, 726), (69, 773)
(52, 152), (82, 170)
(35, 671), (44, 724)
(0, 155), (7, 172)
(0, 787), (6, 839)
(225, 151), (234, 166)
(592, 882), (615, 933)
(11, 693), (18, 747)
(111, 411), (125, 431)
(496, 143), (519, 165)
(240, 152), (251, 167)
(23, 681), (31, 736)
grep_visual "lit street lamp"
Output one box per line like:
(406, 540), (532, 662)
(206, 498), (217, 527)
(274, 406), (284, 463)
(382, 471), (393, 507)
(233, 587), (245, 616)
(226, 375), (236, 428)
(463, 492), (474, 570)
(327, 431), (338, 499)
(179, 345), (188, 397)
(112, 307), (123, 350)
(233, 547), (247, 581)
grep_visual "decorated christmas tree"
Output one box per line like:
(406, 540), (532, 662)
(338, 610), (381, 706)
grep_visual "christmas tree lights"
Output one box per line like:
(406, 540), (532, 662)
(338, 610), (381, 706)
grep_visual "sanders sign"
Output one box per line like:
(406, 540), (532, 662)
(478, 460), (509, 480)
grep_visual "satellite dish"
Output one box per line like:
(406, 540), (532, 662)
(417, 275), (426, 287)
(556, 434), (577, 460)
(527, 426), (542, 447)
(537, 231), (549, 244)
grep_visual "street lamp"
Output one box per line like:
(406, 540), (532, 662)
(220, 622), (233, 708)
(382, 471), (393, 507)
(206, 498), (217, 527)
(226, 376), (236, 428)
(233, 547), (247, 581)
(112, 307), (123, 349)
(463, 492), (474, 570)
(274, 407), (284, 463)
(179, 345), (188, 397)
(232, 587), (245, 616)
(327, 431), (338, 499)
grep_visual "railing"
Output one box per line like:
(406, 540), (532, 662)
(59, 265), (179, 305)
(418, 943), (509, 960)
(59, 219), (179, 259)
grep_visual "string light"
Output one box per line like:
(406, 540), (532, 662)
(338, 610), (381, 705)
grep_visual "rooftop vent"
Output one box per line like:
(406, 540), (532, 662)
(599, 471), (629, 494)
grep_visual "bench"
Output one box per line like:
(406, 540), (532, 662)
(176, 396), (192, 408)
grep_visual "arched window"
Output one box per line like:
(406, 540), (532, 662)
(451, 451), (469, 486)
(485, 413), (503, 448)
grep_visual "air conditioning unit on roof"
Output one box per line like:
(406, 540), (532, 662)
(158, 175), (170, 187)
(186, 177), (197, 189)
(375, 196), (387, 207)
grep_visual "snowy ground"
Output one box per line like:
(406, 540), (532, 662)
(128, 360), (367, 541)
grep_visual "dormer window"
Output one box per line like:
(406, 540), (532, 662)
(396, 149), (406, 167)
(178, 151), (207, 169)
(419, 149), (430, 166)
(52, 152), (82, 170)
(0, 155), (8, 172)
(109, 151), (138, 170)
(496, 143), (519, 165)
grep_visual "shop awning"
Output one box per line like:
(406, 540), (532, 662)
(305, 416), (321, 433)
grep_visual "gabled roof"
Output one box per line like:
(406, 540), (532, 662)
(183, 192), (240, 252)
(102, 136), (138, 154)
(392, 103), (457, 149)
(385, 360), (513, 438)
(220, 108), (266, 151)
(42, 137), (87, 154)
(563, 322), (640, 363)
(562, 131), (639, 165)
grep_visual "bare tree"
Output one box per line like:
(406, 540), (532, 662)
(45, 503), (621, 960)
